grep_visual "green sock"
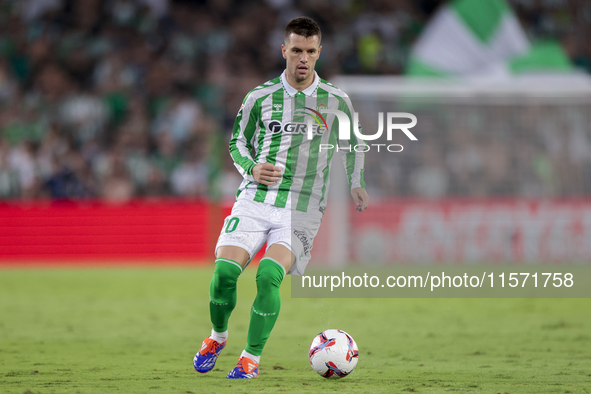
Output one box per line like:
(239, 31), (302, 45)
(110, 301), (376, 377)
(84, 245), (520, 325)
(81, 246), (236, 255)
(209, 258), (242, 333)
(245, 258), (286, 356)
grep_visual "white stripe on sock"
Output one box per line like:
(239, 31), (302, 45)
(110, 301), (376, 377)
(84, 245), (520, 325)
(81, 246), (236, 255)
(210, 329), (228, 342)
(240, 350), (260, 364)
(262, 257), (286, 278)
(216, 258), (243, 273)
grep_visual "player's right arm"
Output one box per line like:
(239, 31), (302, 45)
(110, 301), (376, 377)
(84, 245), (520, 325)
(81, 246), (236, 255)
(339, 94), (368, 212)
(229, 93), (258, 180)
(229, 93), (281, 185)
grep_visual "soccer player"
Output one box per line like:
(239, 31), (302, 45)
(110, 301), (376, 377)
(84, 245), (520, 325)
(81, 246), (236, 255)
(193, 16), (368, 379)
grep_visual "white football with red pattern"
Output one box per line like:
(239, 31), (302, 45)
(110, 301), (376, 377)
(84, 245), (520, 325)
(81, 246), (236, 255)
(308, 329), (359, 378)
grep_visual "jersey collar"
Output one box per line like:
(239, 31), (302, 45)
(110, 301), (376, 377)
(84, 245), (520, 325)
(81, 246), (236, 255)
(281, 70), (319, 97)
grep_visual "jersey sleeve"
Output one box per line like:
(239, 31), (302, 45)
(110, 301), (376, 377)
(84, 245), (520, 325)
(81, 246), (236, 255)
(339, 95), (366, 190)
(229, 93), (259, 181)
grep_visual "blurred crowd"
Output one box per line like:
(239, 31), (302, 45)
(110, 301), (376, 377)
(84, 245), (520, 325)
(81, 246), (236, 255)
(0, 0), (590, 201)
(362, 101), (591, 198)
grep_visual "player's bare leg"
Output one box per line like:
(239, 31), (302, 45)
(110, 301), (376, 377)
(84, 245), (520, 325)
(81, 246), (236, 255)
(216, 246), (250, 267)
(263, 243), (295, 271)
(227, 244), (294, 378)
(194, 246), (249, 373)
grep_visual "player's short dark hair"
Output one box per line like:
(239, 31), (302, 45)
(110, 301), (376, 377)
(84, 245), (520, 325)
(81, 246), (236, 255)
(285, 17), (321, 42)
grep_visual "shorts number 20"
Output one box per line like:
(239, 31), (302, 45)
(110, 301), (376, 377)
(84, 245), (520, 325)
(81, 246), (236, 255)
(225, 217), (239, 233)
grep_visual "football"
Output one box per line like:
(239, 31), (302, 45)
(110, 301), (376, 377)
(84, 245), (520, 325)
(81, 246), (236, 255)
(308, 329), (359, 378)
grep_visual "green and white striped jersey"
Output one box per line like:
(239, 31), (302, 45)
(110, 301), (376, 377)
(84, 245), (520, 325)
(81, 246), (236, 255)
(229, 71), (365, 213)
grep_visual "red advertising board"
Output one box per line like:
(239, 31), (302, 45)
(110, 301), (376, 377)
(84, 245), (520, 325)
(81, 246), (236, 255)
(350, 199), (591, 264)
(2, 198), (590, 264)
(0, 199), (229, 264)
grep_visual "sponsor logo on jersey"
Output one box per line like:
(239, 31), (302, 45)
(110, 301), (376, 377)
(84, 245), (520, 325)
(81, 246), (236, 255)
(284, 122), (323, 135)
(268, 120), (283, 134)
(266, 106), (329, 136)
(266, 120), (323, 136)
(301, 107), (329, 131)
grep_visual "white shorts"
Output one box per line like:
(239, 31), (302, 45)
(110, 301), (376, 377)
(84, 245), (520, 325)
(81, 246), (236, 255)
(215, 199), (323, 275)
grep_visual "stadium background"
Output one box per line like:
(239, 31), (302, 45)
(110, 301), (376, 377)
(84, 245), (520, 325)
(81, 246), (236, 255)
(2, 1), (591, 393)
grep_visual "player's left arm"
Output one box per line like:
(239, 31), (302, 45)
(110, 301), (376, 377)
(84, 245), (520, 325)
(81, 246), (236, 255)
(229, 93), (259, 181)
(340, 95), (369, 213)
(351, 187), (369, 213)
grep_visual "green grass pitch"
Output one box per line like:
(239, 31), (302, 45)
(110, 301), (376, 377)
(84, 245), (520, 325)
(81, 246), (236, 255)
(1, 267), (590, 393)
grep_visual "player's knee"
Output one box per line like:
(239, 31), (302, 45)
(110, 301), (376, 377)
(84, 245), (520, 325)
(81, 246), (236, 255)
(212, 260), (241, 288)
(215, 265), (236, 282)
(255, 259), (285, 290)
(255, 271), (281, 290)
(214, 271), (236, 290)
